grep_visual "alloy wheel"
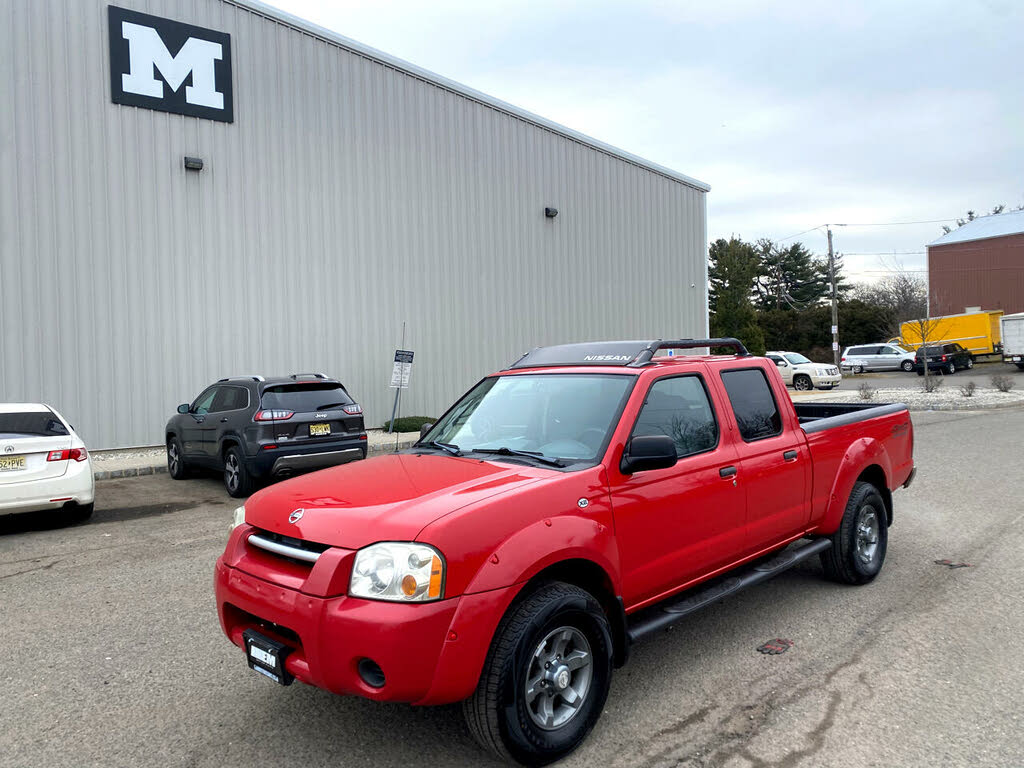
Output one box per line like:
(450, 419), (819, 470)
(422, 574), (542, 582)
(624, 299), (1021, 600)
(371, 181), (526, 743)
(524, 626), (593, 731)
(855, 506), (880, 565)
(225, 454), (239, 493)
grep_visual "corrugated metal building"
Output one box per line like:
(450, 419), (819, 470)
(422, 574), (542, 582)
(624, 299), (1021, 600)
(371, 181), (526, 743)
(0, 0), (709, 450)
(928, 210), (1024, 316)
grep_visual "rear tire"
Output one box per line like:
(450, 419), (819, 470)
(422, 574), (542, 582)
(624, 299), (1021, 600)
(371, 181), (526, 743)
(966, 358), (974, 369)
(67, 502), (94, 524)
(167, 437), (188, 480)
(463, 582), (613, 766)
(224, 447), (253, 498)
(1017, 363), (1024, 371)
(901, 360), (914, 372)
(916, 370), (924, 376)
(821, 481), (888, 585)
(947, 361), (956, 374)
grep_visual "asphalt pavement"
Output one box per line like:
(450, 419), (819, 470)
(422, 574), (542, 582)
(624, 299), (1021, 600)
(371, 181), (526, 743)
(2, 408), (1023, 767)
(830, 359), (1023, 391)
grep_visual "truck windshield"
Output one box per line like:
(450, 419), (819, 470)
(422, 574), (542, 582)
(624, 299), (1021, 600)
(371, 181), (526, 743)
(422, 374), (633, 463)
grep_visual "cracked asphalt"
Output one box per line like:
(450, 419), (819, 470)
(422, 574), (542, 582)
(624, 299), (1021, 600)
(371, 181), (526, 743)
(2, 409), (1022, 767)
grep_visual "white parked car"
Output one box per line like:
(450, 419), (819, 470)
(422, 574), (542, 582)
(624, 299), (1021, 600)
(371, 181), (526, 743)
(766, 352), (843, 391)
(0, 404), (94, 523)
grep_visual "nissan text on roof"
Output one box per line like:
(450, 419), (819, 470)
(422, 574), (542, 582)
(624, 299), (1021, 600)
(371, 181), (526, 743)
(215, 338), (915, 765)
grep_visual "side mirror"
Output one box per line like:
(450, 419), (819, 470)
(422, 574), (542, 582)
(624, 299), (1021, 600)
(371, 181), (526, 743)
(774, 359), (786, 367)
(419, 422), (435, 439)
(177, 403), (190, 414)
(620, 435), (677, 474)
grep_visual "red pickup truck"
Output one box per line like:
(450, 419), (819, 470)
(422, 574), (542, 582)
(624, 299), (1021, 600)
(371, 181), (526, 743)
(215, 338), (915, 765)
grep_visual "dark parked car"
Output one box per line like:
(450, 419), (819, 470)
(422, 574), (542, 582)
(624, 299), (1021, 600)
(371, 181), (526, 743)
(166, 374), (367, 497)
(914, 343), (974, 375)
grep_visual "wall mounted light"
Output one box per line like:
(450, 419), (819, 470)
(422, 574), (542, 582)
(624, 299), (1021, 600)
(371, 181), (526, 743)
(544, 207), (558, 218)
(183, 156), (204, 171)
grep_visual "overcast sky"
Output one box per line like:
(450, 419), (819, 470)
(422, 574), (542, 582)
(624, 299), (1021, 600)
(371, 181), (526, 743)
(272, 0), (1023, 283)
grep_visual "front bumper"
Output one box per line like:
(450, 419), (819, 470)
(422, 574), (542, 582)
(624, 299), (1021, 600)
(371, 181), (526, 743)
(812, 375), (843, 388)
(214, 527), (519, 705)
(0, 459), (95, 515)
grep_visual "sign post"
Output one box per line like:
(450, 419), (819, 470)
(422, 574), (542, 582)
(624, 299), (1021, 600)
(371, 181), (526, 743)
(388, 349), (414, 433)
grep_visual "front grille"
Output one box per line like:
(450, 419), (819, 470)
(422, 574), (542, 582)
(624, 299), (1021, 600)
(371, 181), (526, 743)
(247, 528), (329, 564)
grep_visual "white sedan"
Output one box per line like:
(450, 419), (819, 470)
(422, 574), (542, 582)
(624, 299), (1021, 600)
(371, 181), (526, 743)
(0, 403), (94, 522)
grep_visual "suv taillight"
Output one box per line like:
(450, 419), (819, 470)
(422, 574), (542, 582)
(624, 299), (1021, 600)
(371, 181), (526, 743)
(47, 448), (88, 462)
(342, 403), (362, 415)
(254, 410), (294, 421)
(940, 355), (948, 361)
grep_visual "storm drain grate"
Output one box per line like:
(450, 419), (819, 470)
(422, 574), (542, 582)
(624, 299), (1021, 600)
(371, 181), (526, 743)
(757, 638), (793, 655)
(934, 559), (972, 569)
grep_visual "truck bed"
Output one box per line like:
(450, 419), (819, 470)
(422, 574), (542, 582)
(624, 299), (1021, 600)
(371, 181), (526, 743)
(794, 401), (908, 432)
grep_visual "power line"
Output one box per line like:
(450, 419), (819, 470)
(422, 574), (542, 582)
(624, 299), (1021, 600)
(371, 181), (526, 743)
(776, 217), (958, 243)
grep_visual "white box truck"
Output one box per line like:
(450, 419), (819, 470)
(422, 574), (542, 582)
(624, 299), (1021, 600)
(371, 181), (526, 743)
(1001, 313), (1024, 370)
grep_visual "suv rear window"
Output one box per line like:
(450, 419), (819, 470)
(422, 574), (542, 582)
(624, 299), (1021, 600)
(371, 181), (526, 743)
(260, 383), (353, 413)
(0, 410), (69, 438)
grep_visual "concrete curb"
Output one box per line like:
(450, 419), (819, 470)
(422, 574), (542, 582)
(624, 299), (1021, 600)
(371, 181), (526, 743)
(93, 438), (419, 482)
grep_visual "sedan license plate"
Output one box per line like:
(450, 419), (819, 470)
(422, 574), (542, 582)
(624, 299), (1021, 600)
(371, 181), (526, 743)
(0, 455), (26, 471)
(242, 629), (292, 685)
(309, 423), (331, 437)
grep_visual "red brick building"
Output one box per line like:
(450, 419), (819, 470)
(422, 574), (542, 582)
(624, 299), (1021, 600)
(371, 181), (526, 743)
(928, 210), (1024, 315)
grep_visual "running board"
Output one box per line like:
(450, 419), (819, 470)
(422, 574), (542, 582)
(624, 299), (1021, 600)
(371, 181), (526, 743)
(627, 538), (832, 643)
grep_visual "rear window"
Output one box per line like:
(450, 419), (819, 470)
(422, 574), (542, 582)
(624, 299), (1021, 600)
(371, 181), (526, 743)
(260, 383), (353, 413)
(0, 410), (69, 438)
(720, 369), (783, 441)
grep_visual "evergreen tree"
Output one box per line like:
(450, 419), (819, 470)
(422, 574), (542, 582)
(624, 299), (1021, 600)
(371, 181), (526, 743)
(753, 240), (834, 310)
(708, 237), (765, 354)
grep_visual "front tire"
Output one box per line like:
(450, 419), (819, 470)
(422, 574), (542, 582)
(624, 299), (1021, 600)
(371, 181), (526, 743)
(821, 481), (888, 585)
(901, 360), (914, 372)
(167, 437), (188, 480)
(223, 447), (253, 498)
(464, 582), (613, 766)
(793, 374), (813, 391)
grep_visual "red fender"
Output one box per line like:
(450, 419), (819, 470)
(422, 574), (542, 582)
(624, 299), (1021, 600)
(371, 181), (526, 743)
(815, 437), (893, 535)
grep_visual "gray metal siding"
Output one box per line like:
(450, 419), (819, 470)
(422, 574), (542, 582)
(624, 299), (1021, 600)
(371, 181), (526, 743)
(1, 0), (708, 449)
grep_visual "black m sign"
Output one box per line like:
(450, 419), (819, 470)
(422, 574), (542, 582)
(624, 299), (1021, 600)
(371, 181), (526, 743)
(108, 5), (233, 123)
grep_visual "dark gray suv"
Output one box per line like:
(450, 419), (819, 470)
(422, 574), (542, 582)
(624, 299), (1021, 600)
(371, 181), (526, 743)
(165, 374), (367, 497)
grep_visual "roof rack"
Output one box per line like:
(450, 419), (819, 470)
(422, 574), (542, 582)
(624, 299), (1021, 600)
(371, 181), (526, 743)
(289, 372), (330, 380)
(506, 338), (750, 370)
(217, 375), (265, 382)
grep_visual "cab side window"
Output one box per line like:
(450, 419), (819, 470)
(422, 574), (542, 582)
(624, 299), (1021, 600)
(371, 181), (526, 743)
(720, 368), (783, 441)
(631, 376), (718, 458)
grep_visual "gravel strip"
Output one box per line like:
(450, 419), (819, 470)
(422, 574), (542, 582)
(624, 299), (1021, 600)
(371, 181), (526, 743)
(792, 385), (1024, 410)
(90, 429), (420, 480)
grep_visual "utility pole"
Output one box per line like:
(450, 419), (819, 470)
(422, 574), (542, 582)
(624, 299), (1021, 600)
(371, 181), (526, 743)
(827, 227), (839, 367)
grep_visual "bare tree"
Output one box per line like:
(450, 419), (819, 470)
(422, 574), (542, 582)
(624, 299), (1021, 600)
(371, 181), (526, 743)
(851, 261), (928, 339)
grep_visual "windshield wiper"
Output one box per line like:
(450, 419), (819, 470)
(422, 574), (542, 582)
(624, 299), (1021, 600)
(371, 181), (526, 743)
(423, 440), (462, 456)
(472, 447), (564, 467)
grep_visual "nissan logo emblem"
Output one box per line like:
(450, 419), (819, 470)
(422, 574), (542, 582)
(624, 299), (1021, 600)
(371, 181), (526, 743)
(289, 509), (304, 524)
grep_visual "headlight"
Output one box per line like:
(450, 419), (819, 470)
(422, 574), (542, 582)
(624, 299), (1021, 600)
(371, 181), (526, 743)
(816, 368), (828, 376)
(231, 505), (246, 531)
(350, 542), (444, 602)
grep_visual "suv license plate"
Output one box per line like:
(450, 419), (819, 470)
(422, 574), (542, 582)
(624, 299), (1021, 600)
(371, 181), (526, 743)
(309, 423), (331, 437)
(0, 456), (26, 471)
(242, 629), (293, 685)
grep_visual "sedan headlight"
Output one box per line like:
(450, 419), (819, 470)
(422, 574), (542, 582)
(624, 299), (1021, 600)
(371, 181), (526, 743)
(350, 542), (444, 602)
(231, 505), (246, 531)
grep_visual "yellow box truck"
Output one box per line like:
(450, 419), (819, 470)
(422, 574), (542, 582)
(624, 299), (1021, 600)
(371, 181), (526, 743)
(899, 309), (1003, 356)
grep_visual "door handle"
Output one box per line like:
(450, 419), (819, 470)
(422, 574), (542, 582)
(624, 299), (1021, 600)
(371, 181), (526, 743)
(194, 416), (205, 423)
(783, 450), (798, 461)
(719, 466), (737, 478)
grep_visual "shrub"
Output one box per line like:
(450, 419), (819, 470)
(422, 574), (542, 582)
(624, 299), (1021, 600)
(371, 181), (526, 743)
(858, 382), (876, 401)
(922, 376), (944, 393)
(380, 415), (436, 433)
(959, 381), (977, 397)
(991, 374), (1015, 393)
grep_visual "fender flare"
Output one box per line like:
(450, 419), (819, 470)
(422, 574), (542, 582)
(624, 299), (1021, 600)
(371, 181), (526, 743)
(461, 515), (621, 597)
(818, 437), (893, 534)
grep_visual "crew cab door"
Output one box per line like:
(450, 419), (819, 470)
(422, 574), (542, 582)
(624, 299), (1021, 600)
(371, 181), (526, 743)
(717, 365), (810, 553)
(608, 370), (745, 608)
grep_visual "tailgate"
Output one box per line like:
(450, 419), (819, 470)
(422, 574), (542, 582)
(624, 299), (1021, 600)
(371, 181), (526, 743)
(258, 382), (364, 442)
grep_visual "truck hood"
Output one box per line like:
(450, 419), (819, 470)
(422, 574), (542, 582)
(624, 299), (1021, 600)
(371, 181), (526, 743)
(243, 453), (548, 549)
